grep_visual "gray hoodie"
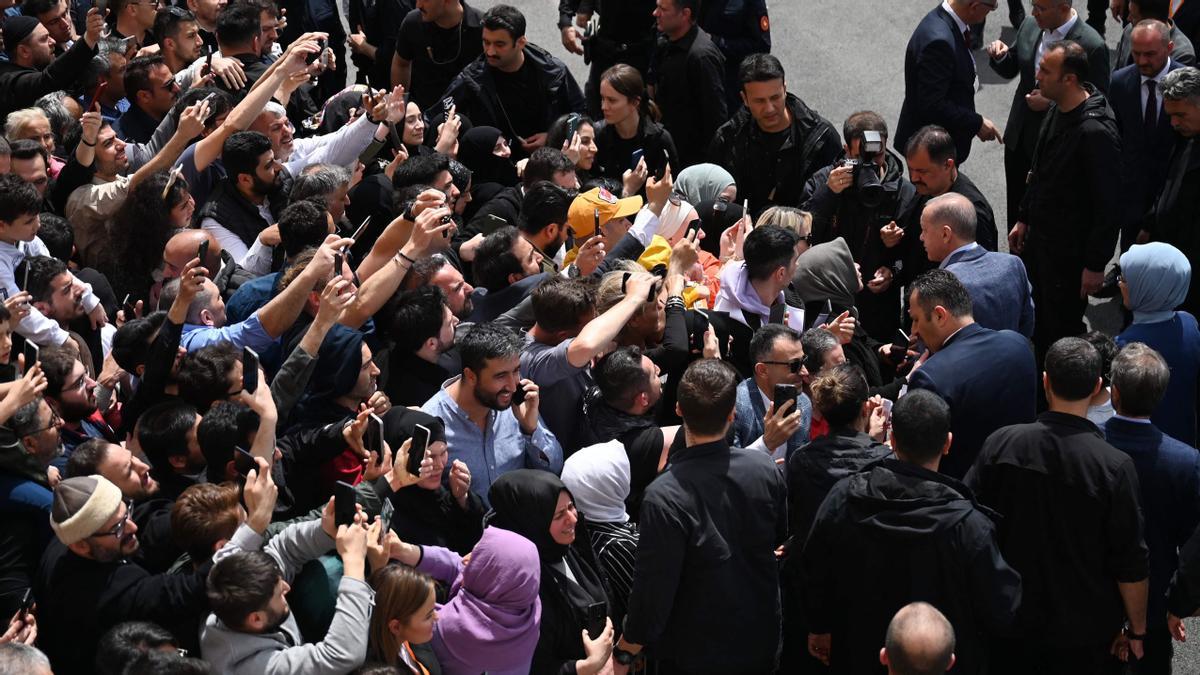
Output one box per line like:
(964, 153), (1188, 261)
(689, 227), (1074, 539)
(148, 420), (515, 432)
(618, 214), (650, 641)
(199, 520), (375, 675)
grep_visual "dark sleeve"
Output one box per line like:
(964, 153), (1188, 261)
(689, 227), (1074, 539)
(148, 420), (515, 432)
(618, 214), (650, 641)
(800, 167), (838, 241)
(557, 0), (580, 27)
(594, 233), (646, 275)
(17, 38), (97, 104)
(1087, 41), (1111, 93)
(966, 514), (1021, 634)
(656, 301), (690, 372)
(1081, 123), (1123, 272)
(659, 129), (681, 178)
(622, 494), (689, 646)
(912, 38), (984, 140)
(277, 421), (353, 474)
(707, 121), (733, 168)
(709, 1), (771, 60)
(49, 156), (95, 215)
(393, 12), (420, 61)
(988, 51), (1020, 80)
(798, 482), (845, 633)
(974, 197), (998, 251)
(104, 562), (210, 627)
(120, 319), (183, 436)
(1108, 459), (1150, 583)
(690, 49), (728, 140)
(1169, 522), (1200, 617)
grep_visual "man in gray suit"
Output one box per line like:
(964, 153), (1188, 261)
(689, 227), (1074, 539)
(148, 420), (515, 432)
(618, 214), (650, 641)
(1112, 0), (1196, 69)
(919, 193), (1034, 338)
(987, 0), (1109, 228)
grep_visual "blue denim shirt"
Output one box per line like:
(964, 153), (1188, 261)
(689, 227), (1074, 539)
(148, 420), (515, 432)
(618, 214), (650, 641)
(181, 311), (275, 353)
(422, 376), (563, 507)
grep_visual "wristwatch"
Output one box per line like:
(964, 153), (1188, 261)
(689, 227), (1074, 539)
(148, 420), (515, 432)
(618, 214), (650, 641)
(1123, 624), (1147, 641)
(613, 648), (636, 666)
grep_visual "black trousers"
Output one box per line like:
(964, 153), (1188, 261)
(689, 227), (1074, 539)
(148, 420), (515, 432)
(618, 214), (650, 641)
(1025, 237), (1087, 364)
(990, 637), (1125, 675)
(1004, 143), (1032, 230)
(1130, 625), (1173, 675)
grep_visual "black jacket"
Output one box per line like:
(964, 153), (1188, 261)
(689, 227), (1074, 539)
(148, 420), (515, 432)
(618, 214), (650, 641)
(593, 114), (679, 184)
(434, 43), (584, 142)
(389, 485), (484, 556)
(787, 428), (892, 542)
(0, 38), (96, 122)
(1146, 136), (1200, 316)
(710, 92), (841, 215)
(800, 459), (1021, 674)
(464, 185), (522, 238)
(648, 25), (726, 169)
(623, 439), (787, 673)
(1019, 86), (1122, 273)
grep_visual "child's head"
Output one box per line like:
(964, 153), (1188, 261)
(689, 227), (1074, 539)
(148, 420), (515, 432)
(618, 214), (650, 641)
(0, 175), (42, 245)
(0, 303), (12, 363)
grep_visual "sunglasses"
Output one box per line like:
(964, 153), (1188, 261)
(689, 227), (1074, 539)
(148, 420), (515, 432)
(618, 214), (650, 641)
(761, 359), (805, 374)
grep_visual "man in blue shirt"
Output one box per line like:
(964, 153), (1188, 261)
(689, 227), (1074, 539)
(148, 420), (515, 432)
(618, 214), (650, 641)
(422, 322), (562, 507)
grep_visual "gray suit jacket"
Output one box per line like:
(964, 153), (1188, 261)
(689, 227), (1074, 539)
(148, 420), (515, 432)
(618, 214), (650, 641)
(943, 244), (1035, 338)
(989, 15), (1110, 156)
(1114, 23), (1196, 70)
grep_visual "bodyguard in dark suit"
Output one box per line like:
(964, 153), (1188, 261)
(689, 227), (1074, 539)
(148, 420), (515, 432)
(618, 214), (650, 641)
(905, 269), (1037, 479)
(1104, 342), (1200, 674)
(986, 2), (1108, 228)
(895, 0), (1002, 165)
(1112, 0), (1197, 68)
(919, 193), (1035, 338)
(1110, 22), (1185, 250)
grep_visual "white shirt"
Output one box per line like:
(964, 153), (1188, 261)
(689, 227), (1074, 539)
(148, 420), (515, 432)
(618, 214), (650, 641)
(941, 0), (969, 35)
(1141, 58), (1173, 118)
(0, 238), (102, 347)
(1037, 10), (1079, 72)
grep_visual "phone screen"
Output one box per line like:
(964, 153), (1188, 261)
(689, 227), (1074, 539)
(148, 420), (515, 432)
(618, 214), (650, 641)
(378, 499), (394, 543)
(334, 480), (357, 527)
(234, 447), (256, 476)
(630, 148), (644, 171)
(367, 413), (383, 464)
(407, 424), (430, 477)
(242, 347), (259, 394)
(774, 383), (798, 415)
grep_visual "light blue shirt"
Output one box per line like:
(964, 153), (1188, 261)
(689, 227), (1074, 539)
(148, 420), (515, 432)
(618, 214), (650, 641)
(422, 376), (563, 507)
(939, 241), (979, 269)
(181, 311), (275, 353)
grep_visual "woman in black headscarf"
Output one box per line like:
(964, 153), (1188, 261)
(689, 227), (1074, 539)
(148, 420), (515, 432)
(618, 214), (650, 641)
(383, 407), (485, 555)
(456, 126), (518, 189)
(487, 470), (615, 675)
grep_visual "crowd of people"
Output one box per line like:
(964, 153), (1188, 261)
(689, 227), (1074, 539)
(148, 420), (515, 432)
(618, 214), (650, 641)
(0, 0), (1196, 672)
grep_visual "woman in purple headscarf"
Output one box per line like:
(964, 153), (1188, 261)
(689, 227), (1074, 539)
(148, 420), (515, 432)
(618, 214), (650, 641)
(382, 525), (543, 675)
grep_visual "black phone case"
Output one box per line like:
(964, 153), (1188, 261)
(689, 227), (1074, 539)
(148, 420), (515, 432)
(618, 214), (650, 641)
(586, 602), (606, 640)
(774, 384), (797, 414)
(234, 448), (256, 476)
(334, 481), (357, 527)
(407, 426), (429, 476)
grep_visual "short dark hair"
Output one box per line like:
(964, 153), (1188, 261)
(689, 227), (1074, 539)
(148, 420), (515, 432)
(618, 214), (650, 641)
(65, 438), (113, 479)
(37, 346), (76, 399)
(801, 327), (839, 375)
(843, 110), (888, 146)
(891, 389), (950, 464)
(666, 0), (699, 20)
(910, 269), (973, 319)
(810, 363), (869, 429)
(531, 276), (594, 333)
(172, 482), (241, 564)
(473, 226), (525, 292)
(677, 359), (739, 436)
(481, 4), (526, 40)
(124, 55), (166, 99)
(594, 346), (650, 411)
(222, 131), (272, 183)
(1045, 337), (1101, 402)
(743, 225), (799, 281)
(1111, 342), (1171, 417)
(1081, 330), (1117, 386)
(389, 286), (448, 354)
(749, 323), (801, 365)
(407, 253), (453, 288)
(154, 6), (198, 45)
(518, 181), (571, 238)
(904, 124), (956, 164)
(1047, 40), (1091, 82)
(393, 152), (451, 192)
(0, 174), (43, 223)
(173, 87), (233, 134)
(739, 53), (785, 87)
(35, 212), (72, 262)
(20, 255), (68, 304)
(120, 650), (213, 675)
(10, 399), (44, 439)
(215, 3), (261, 50)
(207, 550), (282, 629)
(136, 401), (199, 472)
(20, 0), (60, 17)
(198, 401), (259, 484)
(458, 322), (523, 375)
(278, 199), (330, 258)
(95, 621), (178, 675)
(1131, 0), (1170, 20)
(523, 148), (576, 187)
(177, 342), (241, 413)
(9, 139), (48, 170)
(111, 311), (167, 373)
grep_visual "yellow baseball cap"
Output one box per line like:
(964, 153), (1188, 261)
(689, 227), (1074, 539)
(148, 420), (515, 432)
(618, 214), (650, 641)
(567, 187), (643, 238)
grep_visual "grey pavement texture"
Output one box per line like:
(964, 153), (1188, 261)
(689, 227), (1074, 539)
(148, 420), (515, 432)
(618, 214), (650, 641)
(344, 0), (1196, 667)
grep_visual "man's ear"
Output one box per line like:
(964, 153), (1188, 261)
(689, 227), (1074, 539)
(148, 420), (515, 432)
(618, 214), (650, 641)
(942, 431), (953, 457)
(67, 540), (92, 557)
(516, 35), (528, 51)
(136, 89), (153, 108)
(224, 459), (238, 482)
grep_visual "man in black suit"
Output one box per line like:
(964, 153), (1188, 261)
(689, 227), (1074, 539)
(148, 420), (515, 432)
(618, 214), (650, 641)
(986, 0), (1108, 229)
(895, 0), (1002, 165)
(1112, 20), (1186, 252)
(905, 269), (1037, 479)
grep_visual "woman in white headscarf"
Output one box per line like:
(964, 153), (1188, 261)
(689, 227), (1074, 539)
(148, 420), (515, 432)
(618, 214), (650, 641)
(559, 440), (639, 628)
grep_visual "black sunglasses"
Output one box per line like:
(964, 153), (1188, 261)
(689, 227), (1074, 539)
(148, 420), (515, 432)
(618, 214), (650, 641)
(761, 359), (804, 374)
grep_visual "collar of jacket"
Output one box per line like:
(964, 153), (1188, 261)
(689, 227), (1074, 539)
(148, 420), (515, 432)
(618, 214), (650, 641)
(875, 457), (1000, 519)
(1038, 409), (1103, 435)
(674, 436), (732, 461)
(736, 93), (831, 152)
(938, 321), (984, 350)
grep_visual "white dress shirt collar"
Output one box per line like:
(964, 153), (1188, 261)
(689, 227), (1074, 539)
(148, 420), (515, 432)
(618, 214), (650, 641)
(941, 0), (969, 34)
(1142, 57), (1173, 86)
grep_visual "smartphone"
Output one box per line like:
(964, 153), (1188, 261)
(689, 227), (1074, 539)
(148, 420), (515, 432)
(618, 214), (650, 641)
(511, 381), (527, 406)
(204, 44), (214, 73)
(367, 413), (384, 465)
(565, 226), (575, 253)
(332, 251), (344, 278)
(774, 383), (798, 415)
(442, 96), (454, 117)
(306, 38), (325, 65)
(22, 341), (38, 370)
(742, 199), (749, 217)
(690, 309), (709, 354)
(234, 446), (256, 476)
(121, 293), (136, 319)
(334, 480), (357, 527)
(812, 299), (832, 329)
(407, 423), (430, 477)
(96, 0), (108, 14)
(586, 602), (607, 640)
(17, 588), (33, 619)
(630, 148), (644, 171)
(197, 239), (210, 269)
(242, 347), (259, 395)
(593, 208), (601, 238)
(652, 149), (669, 181)
(378, 499), (394, 543)
(20, 261), (29, 292)
(892, 329), (910, 351)
(881, 397), (894, 418)
(350, 215), (371, 243)
(88, 81), (108, 112)
(566, 114), (582, 139)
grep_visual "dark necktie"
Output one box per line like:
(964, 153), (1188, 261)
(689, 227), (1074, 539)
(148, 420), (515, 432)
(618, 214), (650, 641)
(1145, 79), (1158, 132)
(962, 27), (971, 48)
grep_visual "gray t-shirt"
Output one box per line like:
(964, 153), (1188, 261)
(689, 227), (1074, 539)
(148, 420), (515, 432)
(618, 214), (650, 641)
(521, 335), (595, 455)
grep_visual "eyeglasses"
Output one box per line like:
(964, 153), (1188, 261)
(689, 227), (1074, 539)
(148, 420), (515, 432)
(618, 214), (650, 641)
(27, 410), (62, 435)
(796, 233), (814, 244)
(93, 500), (134, 540)
(761, 359), (805, 373)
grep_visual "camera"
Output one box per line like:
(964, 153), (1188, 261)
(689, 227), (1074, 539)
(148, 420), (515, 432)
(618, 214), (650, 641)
(841, 129), (889, 208)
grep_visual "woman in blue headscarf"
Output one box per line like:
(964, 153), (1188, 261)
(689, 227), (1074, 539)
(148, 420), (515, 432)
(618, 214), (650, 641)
(1117, 242), (1200, 445)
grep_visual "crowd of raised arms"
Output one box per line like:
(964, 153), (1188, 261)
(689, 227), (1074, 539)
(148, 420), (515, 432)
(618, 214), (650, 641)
(1, 0), (1200, 672)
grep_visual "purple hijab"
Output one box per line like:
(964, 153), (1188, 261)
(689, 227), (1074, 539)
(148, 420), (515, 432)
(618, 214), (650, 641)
(434, 526), (542, 673)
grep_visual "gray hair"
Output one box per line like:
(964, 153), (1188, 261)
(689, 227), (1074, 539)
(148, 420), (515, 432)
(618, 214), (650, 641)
(801, 327), (840, 375)
(33, 92), (73, 144)
(1133, 19), (1172, 46)
(1111, 342), (1171, 417)
(10, 399), (44, 438)
(290, 164), (351, 202)
(924, 193), (977, 242)
(1160, 66), (1200, 102)
(0, 641), (51, 673)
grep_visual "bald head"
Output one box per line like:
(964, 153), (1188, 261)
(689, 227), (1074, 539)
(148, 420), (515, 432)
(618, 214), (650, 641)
(924, 193), (977, 243)
(1131, 20), (1173, 78)
(881, 602), (956, 675)
(163, 229), (220, 278)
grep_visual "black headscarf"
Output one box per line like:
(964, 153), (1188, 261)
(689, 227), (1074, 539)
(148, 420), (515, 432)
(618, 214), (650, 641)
(457, 126), (518, 187)
(487, 469), (571, 562)
(694, 198), (745, 257)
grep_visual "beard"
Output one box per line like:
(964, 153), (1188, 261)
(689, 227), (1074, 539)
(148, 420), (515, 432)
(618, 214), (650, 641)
(60, 399), (97, 424)
(262, 606), (292, 634)
(474, 383), (512, 411)
(251, 172), (279, 197)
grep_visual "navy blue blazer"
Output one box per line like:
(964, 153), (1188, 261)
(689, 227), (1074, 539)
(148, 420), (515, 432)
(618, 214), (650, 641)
(896, 5), (983, 164)
(943, 245), (1035, 338)
(1110, 60), (1186, 227)
(908, 323), (1037, 478)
